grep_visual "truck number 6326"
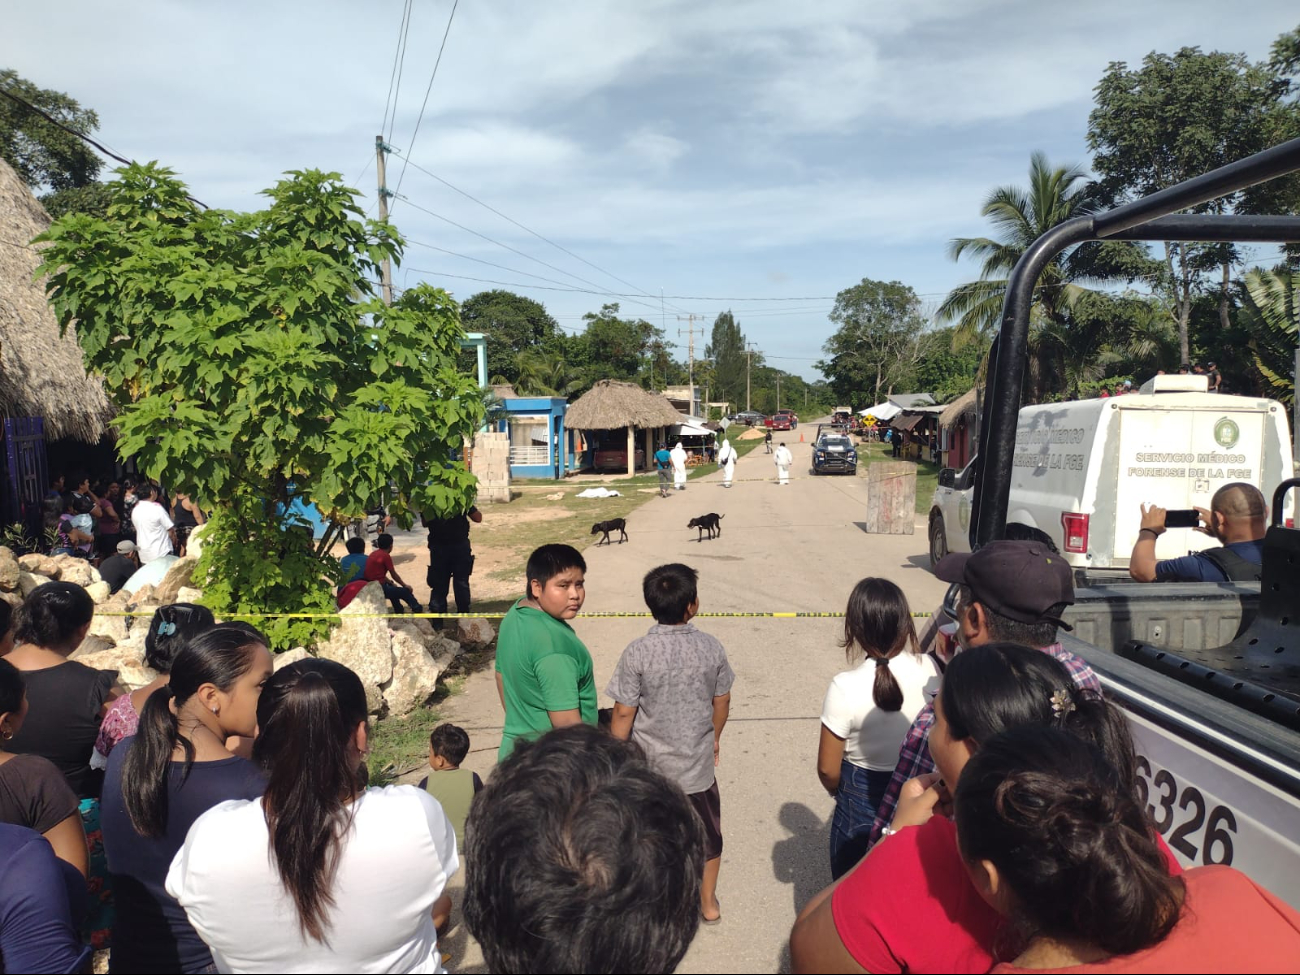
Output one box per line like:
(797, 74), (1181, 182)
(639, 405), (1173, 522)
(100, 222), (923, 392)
(1134, 756), (1237, 866)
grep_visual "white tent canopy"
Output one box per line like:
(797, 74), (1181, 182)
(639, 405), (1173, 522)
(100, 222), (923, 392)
(858, 402), (900, 419)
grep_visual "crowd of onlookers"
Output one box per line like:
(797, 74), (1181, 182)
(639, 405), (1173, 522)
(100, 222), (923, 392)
(1, 523), (1298, 972)
(38, 472), (205, 595)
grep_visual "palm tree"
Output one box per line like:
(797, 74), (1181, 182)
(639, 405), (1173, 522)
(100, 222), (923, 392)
(939, 153), (1164, 399)
(513, 350), (584, 399)
(1239, 267), (1298, 404)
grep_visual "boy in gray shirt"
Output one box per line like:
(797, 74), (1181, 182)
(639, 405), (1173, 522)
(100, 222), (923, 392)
(607, 563), (734, 925)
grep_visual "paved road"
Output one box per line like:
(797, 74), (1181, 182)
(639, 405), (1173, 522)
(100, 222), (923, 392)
(436, 451), (948, 974)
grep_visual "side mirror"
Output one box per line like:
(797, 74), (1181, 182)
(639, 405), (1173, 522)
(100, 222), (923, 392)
(938, 469), (956, 488)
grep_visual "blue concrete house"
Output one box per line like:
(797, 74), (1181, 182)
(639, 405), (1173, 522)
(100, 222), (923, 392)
(495, 391), (572, 479)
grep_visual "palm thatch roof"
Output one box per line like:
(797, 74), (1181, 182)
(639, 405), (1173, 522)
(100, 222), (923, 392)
(939, 388), (979, 429)
(564, 380), (682, 431)
(0, 158), (111, 442)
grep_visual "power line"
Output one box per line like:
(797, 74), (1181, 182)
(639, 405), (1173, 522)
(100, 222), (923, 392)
(405, 237), (626, 293)
(396, 198), (668, 316)
(0, 85), (207, 209)
(390, 0), (459, 212)
(390, 149), (696, 317)
(381, 0), (414, 145)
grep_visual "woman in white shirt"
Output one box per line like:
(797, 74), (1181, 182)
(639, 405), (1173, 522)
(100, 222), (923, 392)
(816, 578), (939, 879)
(167, 659), (458, 974)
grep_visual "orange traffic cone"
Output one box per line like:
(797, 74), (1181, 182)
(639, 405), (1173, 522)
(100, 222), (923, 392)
(799, 432), (804, 442)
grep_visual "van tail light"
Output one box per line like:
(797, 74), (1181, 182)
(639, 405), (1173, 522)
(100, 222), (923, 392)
(1061, 513), (1089, 554)
(1288, 518), (1295, 529)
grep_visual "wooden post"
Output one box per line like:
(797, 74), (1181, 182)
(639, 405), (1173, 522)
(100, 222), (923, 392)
(644, 427), (653, 472)
(626, 426), (635, 477)
(864, 461), (917, 535)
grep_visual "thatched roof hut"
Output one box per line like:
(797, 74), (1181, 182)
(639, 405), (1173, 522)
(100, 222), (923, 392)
(565, 380), (681, 431)
(939, 388), (979, 429)
(0, 157), (112, 442)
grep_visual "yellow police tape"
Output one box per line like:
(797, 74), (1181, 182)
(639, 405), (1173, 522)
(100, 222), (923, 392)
(98, 610), (933, 619)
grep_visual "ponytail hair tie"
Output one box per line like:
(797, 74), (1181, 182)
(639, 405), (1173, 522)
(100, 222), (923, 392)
(157, 621), (177, 636)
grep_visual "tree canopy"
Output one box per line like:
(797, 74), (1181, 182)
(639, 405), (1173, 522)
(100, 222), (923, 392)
(36, 163), (482, 648)
(463, 289), (559, 385)
(818, 278), (931, 405)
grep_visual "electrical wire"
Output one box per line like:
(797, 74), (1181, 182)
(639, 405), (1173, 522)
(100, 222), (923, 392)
(381, 0), (414, 145)
(390, 150), (696, 317)
(405, 237), (629, 293)
(390, 0), (459, 211)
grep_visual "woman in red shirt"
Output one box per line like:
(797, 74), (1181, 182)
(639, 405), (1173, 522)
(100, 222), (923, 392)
(958, 727), (1300, 972)
(790, 644), (1172, 974)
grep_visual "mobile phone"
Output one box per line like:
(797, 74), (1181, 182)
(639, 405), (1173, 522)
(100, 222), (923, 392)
(1164, 509), (1201, 528)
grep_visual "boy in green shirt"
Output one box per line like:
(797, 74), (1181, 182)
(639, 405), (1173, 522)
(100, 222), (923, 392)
(495, 544), (597, 760)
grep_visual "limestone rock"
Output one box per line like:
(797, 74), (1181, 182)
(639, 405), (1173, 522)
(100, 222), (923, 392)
(154, 557), (198, 604)
(85, 581), (112, 604)
(0, 547), (20, 592)
(0, 591), (21, 610)
(427, 632), (464, 666)
(18, 572), (50, 597)
(127, 584), (157, 608)
(455, 617), (497, 650)
(89, 603), (130, 646)
(19, 555), (60, 580)
(382, 625), (446, 717)
(185, 522), (211, 562)
(174, 586), (204, 606)
(50, 555), (94, 588)
(273, 647), (312, 671)
(72, 638), (153, 691)
(74, 633), (116, 655)
(316, 583), (393, 713)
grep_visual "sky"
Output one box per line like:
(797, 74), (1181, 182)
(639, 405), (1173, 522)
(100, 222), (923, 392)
(7, 1), (1299, 382)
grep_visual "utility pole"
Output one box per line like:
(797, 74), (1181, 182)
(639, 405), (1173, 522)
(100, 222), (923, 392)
(776, 374), (782, 412)
(677, 314), (701, 414)
(375, 135), (394, 307)
(745, 341), (760, 411)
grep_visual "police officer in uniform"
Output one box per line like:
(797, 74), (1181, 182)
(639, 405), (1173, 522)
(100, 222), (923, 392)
(424, 503), (483, 629)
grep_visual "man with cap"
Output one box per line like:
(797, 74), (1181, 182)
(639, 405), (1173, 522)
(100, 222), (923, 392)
(1207, 360), (1221, 392)
(866, 540), (1100, 847)
(98, 539), (141, 594)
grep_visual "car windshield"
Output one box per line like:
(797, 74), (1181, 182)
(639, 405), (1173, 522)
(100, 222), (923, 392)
(822, 437), (851, 448)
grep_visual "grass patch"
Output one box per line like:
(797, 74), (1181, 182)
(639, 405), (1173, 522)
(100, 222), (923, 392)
(857, 442), (940, 514)
(367, 705), (443, 786)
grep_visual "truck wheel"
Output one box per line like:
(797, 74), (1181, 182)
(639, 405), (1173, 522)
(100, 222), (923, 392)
(929, 512), (948, 568)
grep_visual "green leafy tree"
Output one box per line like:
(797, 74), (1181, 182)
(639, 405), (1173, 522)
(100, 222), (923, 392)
(1088, 44), (1300, 361)
(578, 303), (661, 382)
(461, 289), (559, 385)
(913, 327), (987, 404)
(818, 278), (930, 405)
(513, 349), (585, 398)
(36, 163), (482, 649)
(1238, 266), (1298, 404)
(0, 70), (111, 218)
(705, 311), (748, 408)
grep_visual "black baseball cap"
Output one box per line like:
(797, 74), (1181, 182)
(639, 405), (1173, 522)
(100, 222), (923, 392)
(935, 540), (1074, 629)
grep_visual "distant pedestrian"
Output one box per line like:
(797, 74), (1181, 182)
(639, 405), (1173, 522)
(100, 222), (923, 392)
(655, 442), (672, 498)
(764, 429), (773, 454)
(718, 438), (737, 488)
(774, 442), (793, 485)
(671, 442), (688, 492)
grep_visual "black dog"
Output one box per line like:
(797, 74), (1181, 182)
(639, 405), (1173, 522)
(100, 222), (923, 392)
(688, 513), (724, 542)
(591, 518), (628, 546)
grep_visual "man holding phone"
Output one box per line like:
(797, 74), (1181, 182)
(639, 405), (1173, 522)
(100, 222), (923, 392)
(1129, 482), (1268, 582)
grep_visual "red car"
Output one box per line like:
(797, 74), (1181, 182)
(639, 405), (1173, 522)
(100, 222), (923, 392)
(764, 413), (793, 431)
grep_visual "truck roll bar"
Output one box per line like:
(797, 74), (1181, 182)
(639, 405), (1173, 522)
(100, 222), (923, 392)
(971, 136), (1300, 549)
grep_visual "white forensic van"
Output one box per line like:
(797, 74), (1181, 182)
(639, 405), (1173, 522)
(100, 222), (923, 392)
(928, 375), (1295, 574)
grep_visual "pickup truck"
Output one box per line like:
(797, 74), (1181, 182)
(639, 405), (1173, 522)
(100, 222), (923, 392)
(965, 137), (1300, 907)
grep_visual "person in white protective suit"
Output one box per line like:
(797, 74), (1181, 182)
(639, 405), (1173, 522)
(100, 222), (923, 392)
(718, 438), (737, 488)
(774, 442), (793, 485)
(671, 441), (688, 491)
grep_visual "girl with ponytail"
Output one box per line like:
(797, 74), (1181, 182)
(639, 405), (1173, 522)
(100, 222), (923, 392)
(958, 727), (1300, 971)
(167, 659), (459, 972)
(792, 643), (1182, 975)
(816, 578), (938, 879)
(100, 625), (272, 973)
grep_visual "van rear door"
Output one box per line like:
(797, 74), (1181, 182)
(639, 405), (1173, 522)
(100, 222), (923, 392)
(1112, 404), (1267, 561)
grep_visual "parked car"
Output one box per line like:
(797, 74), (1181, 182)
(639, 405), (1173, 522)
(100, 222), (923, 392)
(775, 409), (799, 429)
(593, 446), (646, 472)
(765, 413), (793, 431)
(733, 410), (766, 425)
(812, 432), (857, 475)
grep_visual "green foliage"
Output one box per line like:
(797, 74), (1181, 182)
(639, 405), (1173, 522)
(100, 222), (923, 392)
(914, 328), (986, 404)
(512, 349), (584, 397)
(706, 311), (750, 408)
(579, 303), (661, 383)
(461, 290), (559, 385)
(817, 278), (930, 405)
(40, 182), (114, 220)
(36, 163), (482, 649)
(1239, 266), (1298, 405)
(0, 70), (101, 191)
